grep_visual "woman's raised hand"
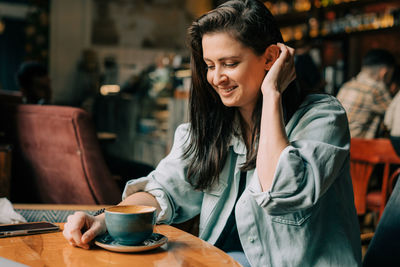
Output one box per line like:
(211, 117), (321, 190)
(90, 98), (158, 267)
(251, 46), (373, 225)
(261, 43), (296, 94)
(63, 211), (106, 249)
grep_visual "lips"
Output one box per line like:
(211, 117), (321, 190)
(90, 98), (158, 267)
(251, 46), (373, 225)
(218, 86), (237, 92)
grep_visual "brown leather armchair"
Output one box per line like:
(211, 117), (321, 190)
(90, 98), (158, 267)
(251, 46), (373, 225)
(0, 104), (121, 204)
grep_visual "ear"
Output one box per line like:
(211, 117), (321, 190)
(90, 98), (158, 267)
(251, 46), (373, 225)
(264, 44), (280, 70)
(378, 67), (387, 81)
(379, 66), (394, 85)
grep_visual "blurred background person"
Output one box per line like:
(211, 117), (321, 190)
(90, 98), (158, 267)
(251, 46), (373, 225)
(384, 65), (400, 155)
(15, 61), (52, 105)
(75, 49), (101, 113)
(337, 49), (396, 139)
(388, 65), (400, 97)
(294, 48), (325, 96)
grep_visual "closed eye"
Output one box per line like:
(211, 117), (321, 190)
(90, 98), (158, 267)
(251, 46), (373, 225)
(223, 62), (238, 67)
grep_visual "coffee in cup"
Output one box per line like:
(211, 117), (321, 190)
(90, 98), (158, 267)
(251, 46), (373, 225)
(105, 205), (157, 245)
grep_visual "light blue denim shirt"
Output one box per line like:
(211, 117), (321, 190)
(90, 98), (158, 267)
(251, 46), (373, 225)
(123, 94), (362, 266)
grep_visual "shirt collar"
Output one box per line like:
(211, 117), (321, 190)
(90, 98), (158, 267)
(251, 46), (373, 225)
(356, 70), (387, 91)
(229, 112), (247, 155)
(231, 134), (247, 155)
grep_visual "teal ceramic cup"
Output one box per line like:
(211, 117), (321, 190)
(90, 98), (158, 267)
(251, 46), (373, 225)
(105, 205), (157, 245)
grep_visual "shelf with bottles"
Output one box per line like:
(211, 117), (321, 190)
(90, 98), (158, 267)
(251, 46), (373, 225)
(268, 0), (400, 19)
(134, 65), (191, 158)
(265, 0), (400, 43)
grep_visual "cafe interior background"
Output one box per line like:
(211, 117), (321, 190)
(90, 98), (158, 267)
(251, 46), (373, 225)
(0, 0), (400, 205)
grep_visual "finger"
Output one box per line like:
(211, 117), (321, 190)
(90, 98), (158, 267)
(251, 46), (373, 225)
(276, 43), (288, 59)
(277, 43), (294, 53)
(70, 228), (90, 249)
(65, 213), (91, 249)
(81, 221), (101, 243)
(278, 44), (295, 70)
(82, 230), (100, 244)
(277, 43), (295, 64)
(63, 224), (88, 249)
(280, 44), (294, 64)
(286, 45), (295, 56)
(63, 227), (77, 247)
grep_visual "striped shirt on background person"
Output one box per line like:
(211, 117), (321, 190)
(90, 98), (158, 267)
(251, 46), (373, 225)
(337, 71), (392, 139)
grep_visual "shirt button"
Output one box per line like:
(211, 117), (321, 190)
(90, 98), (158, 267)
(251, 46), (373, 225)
(248, 237), (255, 243)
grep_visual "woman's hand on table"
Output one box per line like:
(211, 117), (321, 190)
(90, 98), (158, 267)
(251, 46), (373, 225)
(63, 211), (106, 249)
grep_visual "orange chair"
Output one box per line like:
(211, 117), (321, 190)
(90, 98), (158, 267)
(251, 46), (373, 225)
(388, 168), (400, 196)
(0, 104), (121, 204)
(350, 138), (400, 219)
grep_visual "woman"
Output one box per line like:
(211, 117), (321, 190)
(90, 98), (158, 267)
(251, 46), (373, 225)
(63, 0), (361, 266)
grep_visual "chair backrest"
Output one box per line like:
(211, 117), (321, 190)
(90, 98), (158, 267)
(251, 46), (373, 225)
(350, 138), (400, 215)
(0, 104), (121, 204)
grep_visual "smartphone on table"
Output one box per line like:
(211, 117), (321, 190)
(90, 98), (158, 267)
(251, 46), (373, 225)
(0, 222), (60, 238)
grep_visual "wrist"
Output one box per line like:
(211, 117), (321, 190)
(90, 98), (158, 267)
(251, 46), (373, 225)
(262, 88), (281, 104)
(261, 80), (281, 93)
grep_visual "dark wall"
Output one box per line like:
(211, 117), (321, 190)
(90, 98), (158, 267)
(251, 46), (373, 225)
(0, 18), (26, 91)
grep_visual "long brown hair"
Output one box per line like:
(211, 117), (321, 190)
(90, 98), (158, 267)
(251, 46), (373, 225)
(185, 0), (303, 190)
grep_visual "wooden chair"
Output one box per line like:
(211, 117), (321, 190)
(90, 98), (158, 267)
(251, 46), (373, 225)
(0, 104), (122, 204)
(350, 138), (400, 220)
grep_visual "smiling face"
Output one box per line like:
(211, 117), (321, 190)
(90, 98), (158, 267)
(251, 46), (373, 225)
(202, 32), (267, 118)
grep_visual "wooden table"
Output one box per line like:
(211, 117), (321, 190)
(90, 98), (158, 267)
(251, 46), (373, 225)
(1, 205), (240, 267)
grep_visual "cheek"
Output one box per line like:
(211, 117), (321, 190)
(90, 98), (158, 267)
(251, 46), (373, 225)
(206, 72), (213, 86)
(244, 71), (264, 90)
(253, 67), (266, 86)
(238, 63), (265, 86)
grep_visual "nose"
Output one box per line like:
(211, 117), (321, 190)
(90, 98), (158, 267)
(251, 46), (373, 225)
(212, 67), (228, 86)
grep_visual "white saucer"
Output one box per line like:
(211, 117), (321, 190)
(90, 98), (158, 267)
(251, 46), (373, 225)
(94, 232), (168, 253)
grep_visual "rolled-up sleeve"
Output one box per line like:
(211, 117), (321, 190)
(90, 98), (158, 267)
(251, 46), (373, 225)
(122, 123), (203, 224)
(248, 96), (350, 214)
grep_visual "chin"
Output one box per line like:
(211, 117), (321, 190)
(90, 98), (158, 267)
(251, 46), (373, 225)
(220, 100), (237, 107)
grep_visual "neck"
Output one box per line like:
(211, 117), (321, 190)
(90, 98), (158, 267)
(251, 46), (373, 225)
(239, 107), (254, 148)
(239, 106), (254, 129)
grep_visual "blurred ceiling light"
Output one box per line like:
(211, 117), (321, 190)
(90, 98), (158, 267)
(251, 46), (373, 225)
(100, 84), (120, 96)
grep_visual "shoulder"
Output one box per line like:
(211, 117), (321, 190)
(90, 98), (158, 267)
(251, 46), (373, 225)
(386, 93), (400, 121)
(298, 94), (348, 127)
(337, 79), (358, 93)
(171, 123), (192, 150)
(338, 79), (355, 91)
(173, 123), (191, 142)
(337, 76), (373, 97)
(287, 94), (350, 144)
(390, 92), (400, 107)
(299, 94), (346, 114)
(175, 123), (191, 135)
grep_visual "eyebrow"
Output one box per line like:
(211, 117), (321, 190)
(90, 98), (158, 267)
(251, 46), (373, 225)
(203, 56), (241, 62)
